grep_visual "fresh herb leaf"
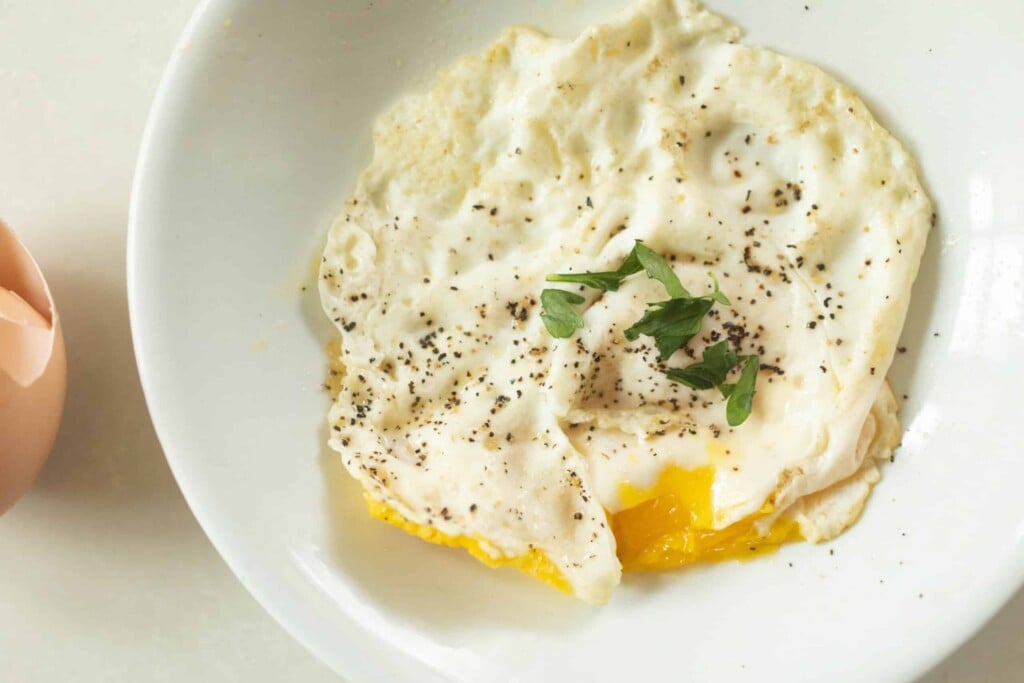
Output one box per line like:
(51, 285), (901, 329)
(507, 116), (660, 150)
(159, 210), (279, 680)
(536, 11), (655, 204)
(546, 241), (688, 295)
(665, 340), (739, 389)
(634, 242), (689, 298)
(621, 270), (732, 359)
(546, 244), (644, 292)
(616, 248), (643, 278)
(540, 289), (585, 338)
(546, 271), (628, 291)
(706, 271), (731, 306)
(623, 297), (714, 360)
(725, 356), (759, 426)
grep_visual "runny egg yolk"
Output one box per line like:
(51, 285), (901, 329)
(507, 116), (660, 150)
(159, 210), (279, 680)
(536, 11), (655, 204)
(365, 466), (802, 596)
(363, 493), (573, 595)
(611, 466), (803, 572)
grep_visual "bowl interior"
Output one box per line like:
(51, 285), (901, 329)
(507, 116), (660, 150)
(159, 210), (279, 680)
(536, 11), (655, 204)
(130, 1), (1024, 681)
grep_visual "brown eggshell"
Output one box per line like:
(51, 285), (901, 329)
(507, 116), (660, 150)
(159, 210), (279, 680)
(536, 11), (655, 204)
(0, 220), (67, 514)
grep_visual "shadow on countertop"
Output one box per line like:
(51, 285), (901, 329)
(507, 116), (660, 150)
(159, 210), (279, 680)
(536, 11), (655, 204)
(27, 214), (184, 514)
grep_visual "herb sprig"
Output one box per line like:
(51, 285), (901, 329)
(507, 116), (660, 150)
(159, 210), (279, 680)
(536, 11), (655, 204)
(664, 340), (738, 389)
(544, 241), (693, 295)
(666, 340), (759, 426)
(624, 297), (714, 360)
(624, 272), (730, 360)
(544, 250), (641, 292)
(539, 289), (585, 339)
(719, 355), (760, 427)
(540, 241), (759, 425)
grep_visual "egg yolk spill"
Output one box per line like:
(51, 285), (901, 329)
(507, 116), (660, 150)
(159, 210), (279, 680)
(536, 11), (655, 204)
(611, 466), (802, 572)
(364, 466), (802, 596)
(364, 493), (573, 595)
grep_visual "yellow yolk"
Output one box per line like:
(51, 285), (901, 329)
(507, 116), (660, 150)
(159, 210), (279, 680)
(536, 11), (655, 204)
(363, 493), (573, 595)
(611, 466), (803, 572)
(365, 466), (802, 594)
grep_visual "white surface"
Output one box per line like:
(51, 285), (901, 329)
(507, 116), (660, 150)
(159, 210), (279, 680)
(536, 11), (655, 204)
(0, 1), (1020, 681)
(129, 1), (1024, 682)
(0, 2), (334, 682)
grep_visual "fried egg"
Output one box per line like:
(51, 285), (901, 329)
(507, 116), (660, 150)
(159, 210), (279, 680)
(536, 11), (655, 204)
(319, 0), (931, 604)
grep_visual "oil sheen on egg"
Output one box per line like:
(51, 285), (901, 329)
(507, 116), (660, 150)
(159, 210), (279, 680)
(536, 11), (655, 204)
(319, 0), (932, 605)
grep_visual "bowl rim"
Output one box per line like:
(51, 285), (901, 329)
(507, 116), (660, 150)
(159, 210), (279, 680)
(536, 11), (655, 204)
(126, 1), (1024, 681)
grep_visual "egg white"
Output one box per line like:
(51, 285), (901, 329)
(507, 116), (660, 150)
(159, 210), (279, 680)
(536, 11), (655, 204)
(319, 0), (932, 604)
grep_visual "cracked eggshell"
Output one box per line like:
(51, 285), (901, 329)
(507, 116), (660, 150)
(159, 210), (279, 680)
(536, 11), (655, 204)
(0, 220), (66, 514)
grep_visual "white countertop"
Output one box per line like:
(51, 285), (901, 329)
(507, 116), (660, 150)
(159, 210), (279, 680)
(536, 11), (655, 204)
(0, 2), (1018, 681)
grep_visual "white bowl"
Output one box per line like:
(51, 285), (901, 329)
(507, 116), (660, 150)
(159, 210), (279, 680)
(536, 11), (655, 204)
(129, 1), (1024, 681)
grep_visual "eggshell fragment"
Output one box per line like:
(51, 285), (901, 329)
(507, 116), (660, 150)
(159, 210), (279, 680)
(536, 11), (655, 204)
(0, 220), (66, 514)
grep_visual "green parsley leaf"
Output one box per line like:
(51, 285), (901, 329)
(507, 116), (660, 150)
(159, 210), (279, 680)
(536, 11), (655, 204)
(546, 244), (644, 292)
(623, 297), (713, 360)
(705, 271), (731, 306)
(634, 242), (689, 298)
(540, 289), (585, 338)
(664, 340), (739, 389)
(545, 270), (628, 291)
(616, 248), (643, 278)
(546, 241), (689, 295)
(725, 355), (759, 426)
